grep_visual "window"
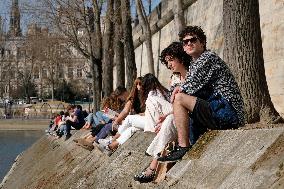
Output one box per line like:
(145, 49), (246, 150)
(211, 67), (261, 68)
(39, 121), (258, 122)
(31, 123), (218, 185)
(77, 68), (82, 78)
(58, 67), (64, 78)
(68, 67), (73, 79)
(5, 85), (9, 93)
(42, 68), (48, 78)
(34, 68), (39, 79)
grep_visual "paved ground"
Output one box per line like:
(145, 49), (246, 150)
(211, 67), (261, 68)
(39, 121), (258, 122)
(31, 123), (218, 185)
(0, 119), (49, 130)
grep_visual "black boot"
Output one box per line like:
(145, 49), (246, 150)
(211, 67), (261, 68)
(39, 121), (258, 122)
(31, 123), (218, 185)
(157, 146), (190, 162)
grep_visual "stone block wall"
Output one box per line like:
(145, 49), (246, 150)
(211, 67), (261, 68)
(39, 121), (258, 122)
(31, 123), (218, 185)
(259, 0), (284, 117)
(131, 0), (284, 116)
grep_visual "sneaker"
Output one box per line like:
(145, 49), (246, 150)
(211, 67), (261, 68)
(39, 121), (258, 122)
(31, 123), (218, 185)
(98, 137), (112, 147)
(134, 168), (156, 183)
(98, 144), (113, 156)
(65, 133), (72, 141)
(157, 146), (190, 163)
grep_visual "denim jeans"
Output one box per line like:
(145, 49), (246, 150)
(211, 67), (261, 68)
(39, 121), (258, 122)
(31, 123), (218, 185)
(94, 123), (113, 143)
(85, 111), (111, 128)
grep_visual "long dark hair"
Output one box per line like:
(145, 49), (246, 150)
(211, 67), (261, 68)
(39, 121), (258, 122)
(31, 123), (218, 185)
(127, 77), (143, 113)
(141, 73), (168, 105)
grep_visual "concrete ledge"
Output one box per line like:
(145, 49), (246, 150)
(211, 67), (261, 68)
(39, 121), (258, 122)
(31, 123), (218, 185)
(1, 126), (284, 189)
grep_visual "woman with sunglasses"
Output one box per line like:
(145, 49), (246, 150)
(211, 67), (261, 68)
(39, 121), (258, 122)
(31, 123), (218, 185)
(134, 42), (191, 183)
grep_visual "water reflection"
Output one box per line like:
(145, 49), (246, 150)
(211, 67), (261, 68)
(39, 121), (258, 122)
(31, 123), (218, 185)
(0, 130), (43, 182)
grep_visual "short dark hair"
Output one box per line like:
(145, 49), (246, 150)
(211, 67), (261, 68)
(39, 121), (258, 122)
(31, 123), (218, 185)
(179, 26), (207, 49)
(76, 105), (82, 111)
(160, 42), (192, 69)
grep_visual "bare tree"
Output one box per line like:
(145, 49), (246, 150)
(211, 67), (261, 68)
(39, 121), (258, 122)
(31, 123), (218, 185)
(114, 0), (125, 87)
(223, 0), (283, 123)
(17, 34), (40, 102)
(40, 35), (69, 101)
(121, 0), (137, 90)
(135, 0), (154, 74)
(39, 0), (105, 111)
(173, 0), (185, 35)
(102, 0), (114, 97)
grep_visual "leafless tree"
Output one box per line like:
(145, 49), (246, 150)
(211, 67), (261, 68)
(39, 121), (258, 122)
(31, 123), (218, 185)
(114, 0), (125, 87)
(121, 0), (137, 90)
(173, 0), (185, 35)
(135, 0), (154, 74)
(37, 0), (105, 111)
(102, 0), (114, 97)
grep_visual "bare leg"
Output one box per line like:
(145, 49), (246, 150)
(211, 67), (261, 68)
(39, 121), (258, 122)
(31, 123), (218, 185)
(149, 159), (158, 170)
(112, 133), (121, 140)
(108, 140), (119, 150)
(144, 159), (158, 175)
(173, 93), (197, 147)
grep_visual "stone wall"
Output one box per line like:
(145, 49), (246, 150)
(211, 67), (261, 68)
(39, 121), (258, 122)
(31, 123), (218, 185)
(259, 0), (284, 117)
(131, 0), (284, 116)
(1, 127), (284, 188)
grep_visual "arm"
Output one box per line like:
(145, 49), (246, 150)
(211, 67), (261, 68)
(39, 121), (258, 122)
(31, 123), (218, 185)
(180, 53), (216, 95)
(154, 111), (173, 133)
(113, 100), (132, 125)
(67, 111), (78, 123)
(67, 115), (78, 122)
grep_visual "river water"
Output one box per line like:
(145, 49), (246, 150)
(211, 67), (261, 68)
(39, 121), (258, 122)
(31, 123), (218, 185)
(0, 130), (44, 182)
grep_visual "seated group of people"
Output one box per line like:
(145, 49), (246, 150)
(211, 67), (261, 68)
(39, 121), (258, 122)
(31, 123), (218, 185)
(47, 25), (245, 184)
(45, 104), (87, 140)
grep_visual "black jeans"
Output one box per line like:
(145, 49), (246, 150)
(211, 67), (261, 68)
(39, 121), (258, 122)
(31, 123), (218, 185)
(66, 120), (84, 135)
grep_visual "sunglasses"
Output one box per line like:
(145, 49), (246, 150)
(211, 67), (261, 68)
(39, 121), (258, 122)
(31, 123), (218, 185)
(136, 82), (142, 86)
(182, 37), (198, 46)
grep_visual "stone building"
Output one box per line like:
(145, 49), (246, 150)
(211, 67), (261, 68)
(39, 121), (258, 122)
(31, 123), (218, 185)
(0, 0), (90, 101)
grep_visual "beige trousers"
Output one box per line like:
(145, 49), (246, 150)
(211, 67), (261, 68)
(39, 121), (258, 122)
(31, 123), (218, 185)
(146, 114), (177, 158)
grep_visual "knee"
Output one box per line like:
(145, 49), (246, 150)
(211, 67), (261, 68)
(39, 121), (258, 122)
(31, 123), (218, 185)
(174, 93), (184, 104)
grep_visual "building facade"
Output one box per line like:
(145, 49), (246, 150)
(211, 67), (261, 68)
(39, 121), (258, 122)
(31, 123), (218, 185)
(0, 0), (90, 101)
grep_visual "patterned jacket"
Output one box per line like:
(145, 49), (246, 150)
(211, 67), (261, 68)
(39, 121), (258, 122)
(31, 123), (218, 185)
(180, 50), (245, 126)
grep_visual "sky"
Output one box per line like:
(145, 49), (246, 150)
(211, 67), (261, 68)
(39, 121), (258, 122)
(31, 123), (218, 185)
(0, 0), (161, 34)
(0, 0), (37, 33)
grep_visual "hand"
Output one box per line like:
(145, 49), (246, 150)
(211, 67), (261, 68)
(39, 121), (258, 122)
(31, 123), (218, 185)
(154, 123), (162, 134)
(157, 114), (167, 124)
(112, 122), (119, 131)
(171, 86), (181, 103)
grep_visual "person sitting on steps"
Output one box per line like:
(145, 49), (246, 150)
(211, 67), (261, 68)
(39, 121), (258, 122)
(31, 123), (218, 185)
(65, 105), (86, 141)
(157, 25), (245, 163)
(134, 42), (191, 183)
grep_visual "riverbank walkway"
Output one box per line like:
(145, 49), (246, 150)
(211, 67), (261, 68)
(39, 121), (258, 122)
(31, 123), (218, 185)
(0, 119), (48, 130)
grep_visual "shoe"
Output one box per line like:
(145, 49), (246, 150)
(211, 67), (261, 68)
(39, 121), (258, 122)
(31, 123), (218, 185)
(77, 140), (94, 151)
(98, 137), (112, 147)
(65, 133), (72, 141)
(134, 167), (156, 183)
(145, 151), (151, 156)
(98, 144), (113, 156)
(157, 146), (190, 162)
